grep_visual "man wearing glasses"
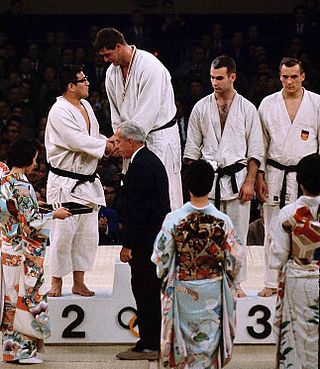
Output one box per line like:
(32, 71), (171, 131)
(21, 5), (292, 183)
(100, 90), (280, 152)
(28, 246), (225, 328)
(45, 65), (115, 297)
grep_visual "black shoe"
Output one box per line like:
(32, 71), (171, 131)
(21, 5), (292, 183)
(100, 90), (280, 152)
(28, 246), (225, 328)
(116, 348), (159, 360)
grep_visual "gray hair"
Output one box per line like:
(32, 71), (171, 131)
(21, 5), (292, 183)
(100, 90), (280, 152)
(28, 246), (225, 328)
(118, 122), (146, 143)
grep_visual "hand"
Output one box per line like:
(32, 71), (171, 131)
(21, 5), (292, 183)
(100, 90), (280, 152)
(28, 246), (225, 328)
(238, 180), (254, 204)
(105, 135), (120, 157)
(255, 172), (268, 203)
(183, 158), (195, 165)
(98, 216), (108, 231)
(53, 207), (72, 220)
(120, 246), (132, 263)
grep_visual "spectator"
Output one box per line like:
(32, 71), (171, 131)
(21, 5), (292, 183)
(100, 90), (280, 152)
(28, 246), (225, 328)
(86, 89), (112, 136)
(26, 42), (43, 77)
(86, 52), (108, 91)
(0, 97), (10, 129)
(39, 65), (60, 115)
(74, 47), (87, 69)
(178, 43), (211, 93)
(43, 31), (61, 68)
(1, 117), (21, 144)
(98, 183), (120, 245)
(124, 9), (154, 52)
(208, 23), (228, 60)
(247, 204), (265, 246)
(174, 99), (188, 153)
(61, 47), (74, 67)
(155, 0), (186, 71)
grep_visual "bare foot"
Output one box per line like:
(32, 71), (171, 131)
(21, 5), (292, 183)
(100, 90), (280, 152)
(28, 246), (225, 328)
(236, 287), (247, 298)
(72, 285), (95, 297)
(47, 277), (62, 297)
(47, 289), (62, 297)
(258, 287), (277, 297)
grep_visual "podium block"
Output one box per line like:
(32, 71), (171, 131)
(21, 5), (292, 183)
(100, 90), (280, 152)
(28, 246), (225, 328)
(45, 246), (276, 344)
(234, 291), (276, 344)
(46, 261), (137, 344)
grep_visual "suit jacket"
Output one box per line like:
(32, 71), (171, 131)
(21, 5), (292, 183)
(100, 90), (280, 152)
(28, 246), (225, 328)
(120, 147), (170, 255)
(86, 62), (108, 90)
(123, 26), (154, 52)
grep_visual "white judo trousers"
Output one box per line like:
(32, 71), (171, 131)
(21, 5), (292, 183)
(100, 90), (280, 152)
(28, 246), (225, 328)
(220, 198), (250, 283)
(146, 125), (182, 211)
(262, 204), (280, 288)
(49, 211), (98, 277)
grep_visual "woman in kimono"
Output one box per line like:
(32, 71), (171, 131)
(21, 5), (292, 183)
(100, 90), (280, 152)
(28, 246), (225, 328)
(269, 153), (320, 369)
(0, 139), (70, 364)
(152, 160), (244, 369)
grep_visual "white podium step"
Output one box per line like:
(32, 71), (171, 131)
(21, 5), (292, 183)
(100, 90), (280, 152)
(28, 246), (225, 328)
(44, 246), (276, 344)
(44, 246), (137, 344)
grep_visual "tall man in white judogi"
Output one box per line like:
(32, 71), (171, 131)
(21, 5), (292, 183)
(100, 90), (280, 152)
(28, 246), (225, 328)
(94, 27), (183, 211)
(256, 57), (320, 297)
(184, 55), (264, 297)
(45, 65), (114, 297)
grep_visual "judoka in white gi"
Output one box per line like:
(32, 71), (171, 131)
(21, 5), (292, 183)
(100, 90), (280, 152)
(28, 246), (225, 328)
(256, 57), (320, 297)
(45, 65), (115, 297)
(184, 55), (264, 297)
(94, 27), (183, 211)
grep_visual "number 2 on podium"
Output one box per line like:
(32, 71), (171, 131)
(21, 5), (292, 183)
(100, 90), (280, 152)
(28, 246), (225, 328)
(62, 304), (85, 338)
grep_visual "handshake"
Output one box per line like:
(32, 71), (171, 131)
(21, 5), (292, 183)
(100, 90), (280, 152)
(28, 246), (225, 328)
(104, 134), (120, 158)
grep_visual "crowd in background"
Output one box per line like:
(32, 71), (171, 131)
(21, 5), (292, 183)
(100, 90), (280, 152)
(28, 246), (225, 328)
(1, 0), (320, 243)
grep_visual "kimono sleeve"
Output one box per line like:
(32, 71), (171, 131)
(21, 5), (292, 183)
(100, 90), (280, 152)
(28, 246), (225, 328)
(14, 181), (52, 244)
(0, 162), (9, 175)
(151, 212), (176, 279)
(317, 107), (320, 154)
(269, 208), (291, 271)
(223, 215), (245, 281)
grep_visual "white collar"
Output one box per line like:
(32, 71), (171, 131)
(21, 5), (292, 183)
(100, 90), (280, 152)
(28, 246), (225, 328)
(130, 145), (145, 163)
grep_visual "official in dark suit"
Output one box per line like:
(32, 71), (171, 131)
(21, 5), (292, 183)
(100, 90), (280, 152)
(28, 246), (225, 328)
(115, 122), (171, 360)
(123, 10), (154, 52)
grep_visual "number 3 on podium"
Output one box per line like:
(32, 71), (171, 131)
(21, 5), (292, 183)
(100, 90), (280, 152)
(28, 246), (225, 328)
(247, 304), (272, 339)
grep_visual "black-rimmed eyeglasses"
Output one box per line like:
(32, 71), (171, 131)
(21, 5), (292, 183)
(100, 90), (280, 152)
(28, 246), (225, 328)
(72, 75), (89, 84)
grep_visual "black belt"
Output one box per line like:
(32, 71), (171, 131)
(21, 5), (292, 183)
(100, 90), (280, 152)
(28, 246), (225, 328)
(48, 164), (98, 193)
(150, 118), (176, 133)
(266, 158), (298, 208)
(214, 162), (246, 209)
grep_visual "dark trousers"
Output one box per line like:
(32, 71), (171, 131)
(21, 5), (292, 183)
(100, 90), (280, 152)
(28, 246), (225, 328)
(129, 253), (162, 351)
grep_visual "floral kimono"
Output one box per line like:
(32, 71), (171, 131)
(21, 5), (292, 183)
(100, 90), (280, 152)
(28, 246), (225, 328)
(269, 195), (320, 369)
(151, 202), (244, 369)
(0, 162), (52, 361)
